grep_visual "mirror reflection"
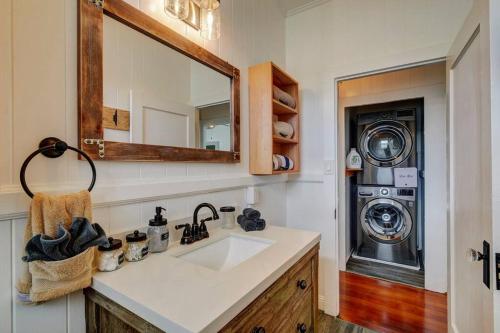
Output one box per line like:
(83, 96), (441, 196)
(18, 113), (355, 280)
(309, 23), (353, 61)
(102, 15), (231, 151)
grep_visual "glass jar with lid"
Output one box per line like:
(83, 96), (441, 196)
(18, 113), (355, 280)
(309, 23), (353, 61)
(125, 230), (149, 262)
(220, 206), (236, 229)
(97, 237), (124, 272)
(147, 207), (169, 253)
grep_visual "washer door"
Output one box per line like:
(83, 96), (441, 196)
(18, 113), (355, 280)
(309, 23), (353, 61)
(359, 121), (413, 167)
(360, 198), (412, 243)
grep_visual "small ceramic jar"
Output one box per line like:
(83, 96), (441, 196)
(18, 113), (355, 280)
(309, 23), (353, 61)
(97, 237), (124, 272)
(125, 230), (149, 262)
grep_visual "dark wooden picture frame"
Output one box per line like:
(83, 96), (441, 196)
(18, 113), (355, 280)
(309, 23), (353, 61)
(78, 0), (240, 162)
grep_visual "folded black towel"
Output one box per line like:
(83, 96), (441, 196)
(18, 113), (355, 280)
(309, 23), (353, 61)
(237, 215), (266, 232)
(23, 217), (109, 262)
(243, 208), (261, 220)
(255, 219), (266, 231)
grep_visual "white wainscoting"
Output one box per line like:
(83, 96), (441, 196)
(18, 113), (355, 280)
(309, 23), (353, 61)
(0, 181), (287, 333)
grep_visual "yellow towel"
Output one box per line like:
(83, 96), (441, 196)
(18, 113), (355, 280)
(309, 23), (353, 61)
(16, 190), (93, 301)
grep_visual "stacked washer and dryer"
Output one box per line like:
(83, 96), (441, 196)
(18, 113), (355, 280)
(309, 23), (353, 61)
(349, 98), (424, 270)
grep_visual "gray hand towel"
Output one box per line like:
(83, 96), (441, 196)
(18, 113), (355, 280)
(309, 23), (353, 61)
(23, 217), (109, 262)
(24, 225), (71, 262)
(68, 217), (108, 255)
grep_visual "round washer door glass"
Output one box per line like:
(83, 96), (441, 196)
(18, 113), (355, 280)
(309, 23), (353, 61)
(361, 198), (412, 243)
(360, 121), (413, 167)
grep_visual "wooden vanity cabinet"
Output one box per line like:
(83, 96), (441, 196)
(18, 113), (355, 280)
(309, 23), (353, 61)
(220, 244), (319, 333)
(84, 245), (319, 333)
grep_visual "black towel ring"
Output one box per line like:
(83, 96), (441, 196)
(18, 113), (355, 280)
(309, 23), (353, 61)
(20, 137), (97, 198)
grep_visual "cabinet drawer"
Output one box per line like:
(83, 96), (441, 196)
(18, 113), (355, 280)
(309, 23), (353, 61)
(220, 248), (315, 333)
(274, 289), (313, 333)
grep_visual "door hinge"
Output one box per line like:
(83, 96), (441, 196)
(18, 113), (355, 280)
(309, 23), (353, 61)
(334, 209), (337, 219)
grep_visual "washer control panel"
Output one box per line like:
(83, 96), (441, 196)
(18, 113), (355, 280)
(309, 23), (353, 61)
(358, 186), (415, 201)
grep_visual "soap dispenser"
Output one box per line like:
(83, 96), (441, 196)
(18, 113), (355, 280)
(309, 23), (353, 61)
(147, 206), (169, 253)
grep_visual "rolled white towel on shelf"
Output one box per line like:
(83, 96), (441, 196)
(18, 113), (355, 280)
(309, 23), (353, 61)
(272, 154), (294, 171)
(273, 85), (296, 109)
(273, 154), (280, 171)
(273, 121), (294, 139)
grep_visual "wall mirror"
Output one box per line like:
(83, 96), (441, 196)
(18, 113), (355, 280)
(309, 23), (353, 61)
(78, 0), (240, 162)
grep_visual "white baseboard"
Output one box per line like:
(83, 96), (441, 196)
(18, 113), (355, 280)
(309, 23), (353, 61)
(319, 295), (326, 311)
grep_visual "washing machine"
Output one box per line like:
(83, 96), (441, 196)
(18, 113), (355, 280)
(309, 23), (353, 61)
(356, 104), (419, 185)
(355, 186), (419, 268)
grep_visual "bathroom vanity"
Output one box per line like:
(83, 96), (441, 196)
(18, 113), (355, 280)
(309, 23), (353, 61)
(85, 226), (320, 333)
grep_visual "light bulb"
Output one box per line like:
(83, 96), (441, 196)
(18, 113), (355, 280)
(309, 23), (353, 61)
(201, 6), (220, 40)
(164, 0), (190, 20)
(200, 0), (220, 10)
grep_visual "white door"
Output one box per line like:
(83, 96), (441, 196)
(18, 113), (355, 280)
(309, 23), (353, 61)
(448, 0), (499, 332)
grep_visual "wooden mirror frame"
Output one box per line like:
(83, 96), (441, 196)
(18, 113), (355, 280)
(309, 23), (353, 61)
(78, 0), (240, 162)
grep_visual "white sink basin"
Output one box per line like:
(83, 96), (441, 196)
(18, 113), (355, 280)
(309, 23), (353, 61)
(176, 235), (273, 271)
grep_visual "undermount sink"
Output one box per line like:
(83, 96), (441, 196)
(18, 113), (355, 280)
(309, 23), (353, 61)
(176, 235), (273, 271)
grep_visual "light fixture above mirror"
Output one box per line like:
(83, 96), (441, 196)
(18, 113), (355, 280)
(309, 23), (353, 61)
(164, 0), (190, 20)
(165, 0), (221, 40)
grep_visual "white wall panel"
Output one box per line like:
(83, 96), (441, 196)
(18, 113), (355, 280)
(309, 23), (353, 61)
(2, 0), (286, 331)
(67, 292), (86, 333)
(0, 0), (13, 187)
(0, 221), (12, 333)
(285, 0), (473, 315)
(12, 218), (68, 333)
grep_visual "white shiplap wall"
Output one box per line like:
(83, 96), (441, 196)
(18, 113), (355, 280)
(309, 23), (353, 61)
(0, 0), (287, 332)
(285, 0), (473, 315)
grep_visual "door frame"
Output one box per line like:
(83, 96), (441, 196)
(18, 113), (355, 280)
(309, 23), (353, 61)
(333, 57), (446, 310)
(448, 24), (482, 333)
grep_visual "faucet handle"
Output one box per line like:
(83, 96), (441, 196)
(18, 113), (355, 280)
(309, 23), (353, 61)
(199, 217), (212, 239)
(175, 224), (193, 245)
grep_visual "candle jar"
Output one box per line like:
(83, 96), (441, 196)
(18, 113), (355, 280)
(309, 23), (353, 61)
(97, 237), (124, 272)
(125, 230), (149, 262)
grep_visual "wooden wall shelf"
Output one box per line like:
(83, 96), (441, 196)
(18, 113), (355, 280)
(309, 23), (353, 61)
(273, 99), (298, 115)
(250, 62), (300, 175)
(273, 136), (298, 144)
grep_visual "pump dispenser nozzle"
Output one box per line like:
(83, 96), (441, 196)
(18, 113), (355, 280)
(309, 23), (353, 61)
(149, 206), (167, 226)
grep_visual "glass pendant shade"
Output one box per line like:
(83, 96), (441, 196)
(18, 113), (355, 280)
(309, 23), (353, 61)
(201, 7), (221, 40)
(200, 0), (220, 10)
(164, 0), (190, 20)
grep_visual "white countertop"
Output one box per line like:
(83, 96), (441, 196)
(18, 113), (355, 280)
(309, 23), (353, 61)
(91, 226), (321, 333)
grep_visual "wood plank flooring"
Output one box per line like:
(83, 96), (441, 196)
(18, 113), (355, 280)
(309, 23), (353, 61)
(339, 271), (447, 333)
(319, 312), (376, 333)
(346, 257), (425, 288)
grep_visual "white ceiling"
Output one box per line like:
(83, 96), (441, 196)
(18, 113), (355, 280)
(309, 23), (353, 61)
(277, 0), (327, 16)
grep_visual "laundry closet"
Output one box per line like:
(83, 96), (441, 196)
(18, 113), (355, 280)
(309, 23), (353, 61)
(338, 62), (448, 290)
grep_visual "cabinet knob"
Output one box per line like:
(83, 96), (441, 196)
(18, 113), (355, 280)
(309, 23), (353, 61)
(297, 279), (307, 290)
(297, 323), (307, 333)
(252, 327), (265, 333)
